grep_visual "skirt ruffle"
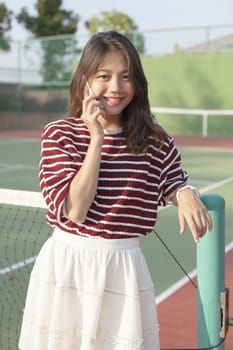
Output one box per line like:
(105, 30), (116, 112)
(18, 228), (160, 349)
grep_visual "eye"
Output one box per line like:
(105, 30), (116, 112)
(96, 72), (109, 81)
(100, 74), (108, 80)
(123, 73), (130, 81)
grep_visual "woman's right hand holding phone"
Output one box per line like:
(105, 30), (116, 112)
(65, 82), (105, 224)
(81, 84), (104, 141)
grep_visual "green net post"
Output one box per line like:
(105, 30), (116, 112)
(197, 194), (225, 349)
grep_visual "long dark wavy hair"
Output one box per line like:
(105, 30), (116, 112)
(68, 31), (168, 153)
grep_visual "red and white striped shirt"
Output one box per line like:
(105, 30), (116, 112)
(39, 118), (188, 238)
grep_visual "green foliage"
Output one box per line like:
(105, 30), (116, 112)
(38, 35), (77, 82)
(0, 2), (13, 50)
(85, 9), (137, 33)
(17, 0), (79, 37)
(85, 9), (145, 53)
(16, 0), (79, 82)
(129, 31), (145, 54)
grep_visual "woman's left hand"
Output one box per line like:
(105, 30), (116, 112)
(176, 188), (213, 243)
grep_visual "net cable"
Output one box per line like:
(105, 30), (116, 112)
(0, 189), (227, 350)
(153, 229), (227, 350)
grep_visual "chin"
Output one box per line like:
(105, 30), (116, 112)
(104, 107), (123, 116)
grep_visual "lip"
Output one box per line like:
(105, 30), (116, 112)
(103, 96), (124, 106)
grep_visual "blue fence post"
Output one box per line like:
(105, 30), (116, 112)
(197, 194), (225, 350)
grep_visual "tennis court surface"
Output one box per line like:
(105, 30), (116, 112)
(0, 129), (233, 349)
(156, 135), (233, 349)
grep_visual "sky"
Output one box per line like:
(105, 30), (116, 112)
(5, 0), (233, 40)
(1, 0), (233, 74)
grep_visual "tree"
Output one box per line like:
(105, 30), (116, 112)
(17, 0), (79, 37)
(85, 9), (145, 54)
(0, 2), (13, 50)
(17, 0), (80, 82)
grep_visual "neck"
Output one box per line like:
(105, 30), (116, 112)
(98, 115), (122, 131)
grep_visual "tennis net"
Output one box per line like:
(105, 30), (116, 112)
(0, 188), (52, 350)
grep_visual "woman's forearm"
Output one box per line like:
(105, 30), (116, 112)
(65, 137), (102, 223)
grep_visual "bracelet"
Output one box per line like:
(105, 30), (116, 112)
(176, 184), (200, 202)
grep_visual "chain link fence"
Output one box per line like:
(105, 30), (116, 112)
(0, 25), (232, 130)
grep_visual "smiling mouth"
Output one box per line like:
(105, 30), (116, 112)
(104, 97), (123, 106)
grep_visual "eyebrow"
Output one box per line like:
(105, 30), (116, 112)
(96, 68), (129, 74)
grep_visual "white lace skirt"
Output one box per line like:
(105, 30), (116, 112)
(18, 227), (160, 350)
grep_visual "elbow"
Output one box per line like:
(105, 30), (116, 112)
(67, 209), (87, 225)
(64, 197), (89, 224)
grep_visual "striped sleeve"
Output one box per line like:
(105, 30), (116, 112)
(158, 137), (189, 205)
(39, 122), (83, 225)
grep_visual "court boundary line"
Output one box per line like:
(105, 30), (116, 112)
(1, 175), (233, 300)
(0, 162), (38, 174)
(156, 240), (233, 305)
(199, 175), (233, 193)
(2, 241), (233, 304)
(0, 256), (37, 275)
(156, 176), (233, 304)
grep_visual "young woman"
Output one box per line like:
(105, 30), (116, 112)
(19, 31), (212, 350)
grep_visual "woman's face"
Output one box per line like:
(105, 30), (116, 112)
(87, 49), (135, 127)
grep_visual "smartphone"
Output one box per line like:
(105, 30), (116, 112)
(85, 78), (94, 96)
(84, 76), (101, 112)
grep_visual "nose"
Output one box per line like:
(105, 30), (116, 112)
(108, 76), (122, 92)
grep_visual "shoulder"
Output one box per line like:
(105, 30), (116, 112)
(160, 136), (182, 163)
(148, 135), (181, 164)
(162, 135), (176, 149)
(149, 134), (176, 152)
(41, 118), (88, 140)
